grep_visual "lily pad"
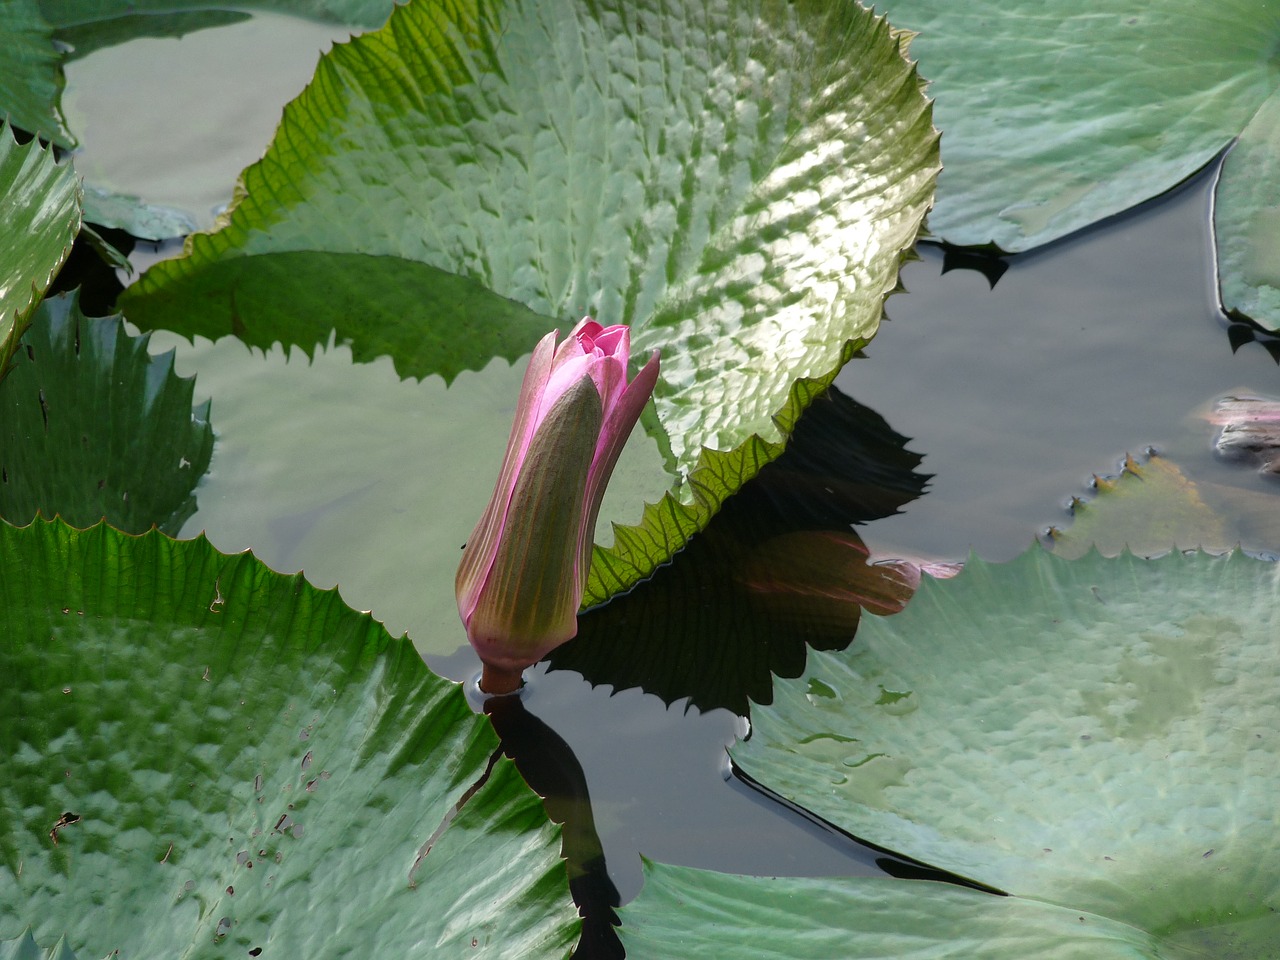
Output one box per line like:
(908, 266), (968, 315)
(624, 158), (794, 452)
(0, 123), (80, 380)
(873, 0), (1280, 329)
(0, 1), (74, 145)
(51, 9), (252, 63)
(875, 0), (1276, 249)
(0, 518), (579, 958)
(0, 291), (213, 533)
(1217, 89), (1280, 329)
(38, 0), (396, 35)
(733, 547), (1280, 957)
(1043, 452), (1234, 559)
(119, 0), (940, 604)
(620, 860), (1168, 959)
(0, 930), (79, 960)
(551, 387), (931, 715)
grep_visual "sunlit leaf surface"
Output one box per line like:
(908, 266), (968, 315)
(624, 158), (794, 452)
(120, 0), (939, 603)
(0, 124), (79, 379)
(0, 519), (579, 958)
(0, 292), (213, 533)
(734, 548), (1280, 957)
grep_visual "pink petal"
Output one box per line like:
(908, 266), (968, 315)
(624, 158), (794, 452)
(576, 349), (661, 583)
(455, 330), (558, 624)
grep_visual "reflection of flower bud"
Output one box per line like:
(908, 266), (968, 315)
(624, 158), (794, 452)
(456, 319), (659, 690)
(740, 530), (961, 632)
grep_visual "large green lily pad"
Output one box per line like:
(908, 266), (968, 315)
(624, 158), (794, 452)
(0, 519), (579, 958)
(1217, 87), (1280, 328)
(873, 0), (1280, 329)
(0, 123), (80, 381)
(120, 0), (940, 605)
(620, 860), (1168, 959)
(731, 547), (1280, 957)
(1, 0), (396, 152)
(0, 291), (214, 533)
(0, 930), (78, 960)
(876, 0), (1275, 250)
(0, 1), (74, 145)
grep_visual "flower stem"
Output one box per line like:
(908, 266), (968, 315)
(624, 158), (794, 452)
(479, 663), (524, 696)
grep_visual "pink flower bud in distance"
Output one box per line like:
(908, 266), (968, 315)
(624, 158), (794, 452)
(456, 319), (660, 693)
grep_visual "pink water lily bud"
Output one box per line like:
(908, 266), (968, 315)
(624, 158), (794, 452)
(456, 318), (660, 693)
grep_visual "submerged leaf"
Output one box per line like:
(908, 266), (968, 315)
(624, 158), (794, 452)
(1043, 452), (1233, 559)
(734, 547), (1280, 955)
(120, 0), (939, 603)
(0, 291), (213, 534)
(0, 519), (579, 958)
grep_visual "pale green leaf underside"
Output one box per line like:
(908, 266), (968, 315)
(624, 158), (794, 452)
(121, 0), (938, 603)
(1217, 88), (1280, 330)
(875, 0), (1278, 256)
(735, 548), (1280, 955)
(621, 862), (1167, 960)
(0, 519), (578, 958)
(0, 124), (80, 378)
(0, 292), (214, 534)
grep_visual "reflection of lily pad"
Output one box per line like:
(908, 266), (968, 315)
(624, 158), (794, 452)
(120, 0), (940, 604)
(1043, 452), (1232, 559)
(554, 388), (930, 715)
(730, 547), (1280, 956)
(0, 124), (80, 380)
(3, 0), (396, 151)
(0, 291), (213, 534)
(0, 519), (578, 958)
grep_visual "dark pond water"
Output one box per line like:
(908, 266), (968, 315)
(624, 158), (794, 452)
(60, 11), (1280, 958)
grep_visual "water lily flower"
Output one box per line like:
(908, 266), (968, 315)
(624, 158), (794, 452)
(457, 319), (660, 694)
